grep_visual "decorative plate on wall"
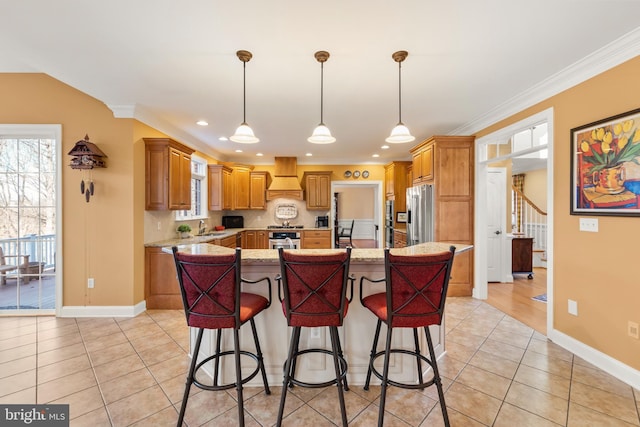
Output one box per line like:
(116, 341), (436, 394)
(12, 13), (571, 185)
(362, 170), (369, 178)
(353, 170), (361, 178)
(344, 170), (352, 178)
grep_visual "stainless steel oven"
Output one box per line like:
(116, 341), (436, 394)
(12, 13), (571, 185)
(268, 231), (301, 249)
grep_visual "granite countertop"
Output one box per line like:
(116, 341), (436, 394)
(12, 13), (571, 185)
(145, 227), (332, 248)
(164, 242), (472, 263)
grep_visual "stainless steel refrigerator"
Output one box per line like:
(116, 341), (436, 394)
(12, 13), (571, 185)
(406, 184), (434, 246)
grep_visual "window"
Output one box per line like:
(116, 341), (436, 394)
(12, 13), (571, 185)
(176, 155), (207, 220)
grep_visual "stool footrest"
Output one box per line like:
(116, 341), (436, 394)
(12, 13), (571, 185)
(369, 348), (436, 389)
(286, 348), (348, 389)
(193, 350), (262, 391)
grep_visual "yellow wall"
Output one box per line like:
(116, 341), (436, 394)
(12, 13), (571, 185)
(476, 56), (640, 370)
(524, 169), (547, 212)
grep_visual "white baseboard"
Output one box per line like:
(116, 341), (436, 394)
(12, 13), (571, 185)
(59, 300), (146, 318)
(548, 328), (640, 390)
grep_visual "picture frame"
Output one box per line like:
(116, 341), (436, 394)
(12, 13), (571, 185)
(396, 212), (407, 223)
(570, 107), (640, 216)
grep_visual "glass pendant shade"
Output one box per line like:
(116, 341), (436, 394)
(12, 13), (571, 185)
(386, 123), (415, 143)
(308, 124), (336, 144)
(230, 122), (259, 143)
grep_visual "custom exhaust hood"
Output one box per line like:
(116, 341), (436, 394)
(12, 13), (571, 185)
(266, 157), (304, 201)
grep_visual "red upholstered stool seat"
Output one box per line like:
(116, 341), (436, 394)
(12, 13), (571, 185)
(275, 247), (354, 427)
(360, 246), (456, 427)
(172, 247), (272, 427)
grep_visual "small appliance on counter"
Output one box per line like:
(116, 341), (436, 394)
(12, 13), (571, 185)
(222, 215), (244, 229)
(316, 215), (329, 228)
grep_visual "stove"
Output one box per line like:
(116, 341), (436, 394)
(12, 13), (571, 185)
(267, 225), (304, 229)
(268, 230), (301, 249)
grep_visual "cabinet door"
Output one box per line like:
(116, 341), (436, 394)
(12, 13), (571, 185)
(169, 148), (191, 210)
(145, 247), (183, 309)
(249, 172), (267, 209)
(208, 165), (223, 211)
(222, 168), (233, 210)
(145, 146), (168, 210)
(306, 173), (331, 210)
(233, 168), (251, 210)
(257, 231), (269, 249)
(244, 231), (257, 249)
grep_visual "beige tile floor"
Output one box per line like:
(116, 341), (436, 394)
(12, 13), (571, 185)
(1, 297), (639, 426)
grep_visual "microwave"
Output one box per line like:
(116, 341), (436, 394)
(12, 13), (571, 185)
(222, 215), (244, 229)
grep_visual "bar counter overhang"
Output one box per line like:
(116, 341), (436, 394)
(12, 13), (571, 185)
(166, 242), (472, 386)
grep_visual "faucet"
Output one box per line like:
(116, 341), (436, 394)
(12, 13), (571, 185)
(198, 220), (206, 235)
(285, 237), (294, 249)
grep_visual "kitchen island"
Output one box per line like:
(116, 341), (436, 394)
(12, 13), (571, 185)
(169, 242), (471, 386)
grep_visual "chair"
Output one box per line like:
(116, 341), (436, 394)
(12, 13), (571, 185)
(360, 246), (456, 427)
(172, 247), (272, 427)
(275, 247), (354, 427)
(337, 219), (354, 247)
(0, 247), (29, 286)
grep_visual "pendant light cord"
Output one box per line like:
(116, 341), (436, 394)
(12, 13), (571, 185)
(320, 61), (325, 125)
(397, 60), (403, 125)
(242, 60), (247, 124)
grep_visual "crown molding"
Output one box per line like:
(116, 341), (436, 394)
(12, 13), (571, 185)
(452, 27), (640, 136)
(106, 104), (136, 118)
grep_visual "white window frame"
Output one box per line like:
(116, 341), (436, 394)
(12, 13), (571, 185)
(176, 154), (208, 221)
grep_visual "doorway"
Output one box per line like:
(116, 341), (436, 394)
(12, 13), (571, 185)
(474, 108), (554, 334)
(0, 125), (62, 314)
(331, 180), (383, 248)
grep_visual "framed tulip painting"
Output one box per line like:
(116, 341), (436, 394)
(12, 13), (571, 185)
(570, 107), (640, 216)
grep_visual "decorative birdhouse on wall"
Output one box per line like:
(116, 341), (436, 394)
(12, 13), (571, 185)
(68, 135), (107, 202)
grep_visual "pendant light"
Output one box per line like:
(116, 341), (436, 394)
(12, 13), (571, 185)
(308, 51), (336, 144)
(386, 50), (415, 143)
(230, 50), (259, 143)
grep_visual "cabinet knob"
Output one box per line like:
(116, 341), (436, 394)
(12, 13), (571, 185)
(494, 230), (502, 235)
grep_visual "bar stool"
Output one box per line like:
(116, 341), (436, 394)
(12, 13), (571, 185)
(359, 246), (456, 427)
(172, 247), (272, 427)
(275, 247), (354, 427)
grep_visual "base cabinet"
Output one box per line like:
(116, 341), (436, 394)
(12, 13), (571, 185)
(144, 247), (182, 309)
(393, 229), (407, 248)
(243, 230), (269, 249)
(512, 237), (533, 277)
(301, 230), (331, 249)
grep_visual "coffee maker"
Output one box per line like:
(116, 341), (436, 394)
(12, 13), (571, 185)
(315, 215), (329, 228)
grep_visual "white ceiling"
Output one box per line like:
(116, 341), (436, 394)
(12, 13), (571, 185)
(2, 1), (639, 165)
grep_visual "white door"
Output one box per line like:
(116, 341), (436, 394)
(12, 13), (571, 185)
(487, 168), (506, 282)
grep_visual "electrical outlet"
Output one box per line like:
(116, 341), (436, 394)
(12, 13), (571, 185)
(88, 278), (95, 289)
(568, 299), (578, 316)
(579, 218), (598, 232)
(629, 321), (639, 339)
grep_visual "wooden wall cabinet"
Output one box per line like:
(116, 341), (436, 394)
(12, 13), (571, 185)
(303, 172), (332, 210)
(144, 138), (195, 210)
(301, 229), (331, 249)
(411, 144), (434, 184)
(384, 161), (412, 229)
(410, 135), (475, 296)
(243, 230), (268, 249)
(208, 164), (233, 211)
(249, 172), (269, 210)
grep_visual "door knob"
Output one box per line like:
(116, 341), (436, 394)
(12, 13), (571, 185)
(494, 230), (502, 235)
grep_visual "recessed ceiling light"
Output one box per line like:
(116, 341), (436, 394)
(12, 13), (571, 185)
(306, 153), (313, 157)
(235, 149), (243, 153)
(219, 136), (228, 141)
(196, 120), (208, 126)
(372, 154), (380, 158)
(381, 145), (389, 150)
(256, 153), (263, 156)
